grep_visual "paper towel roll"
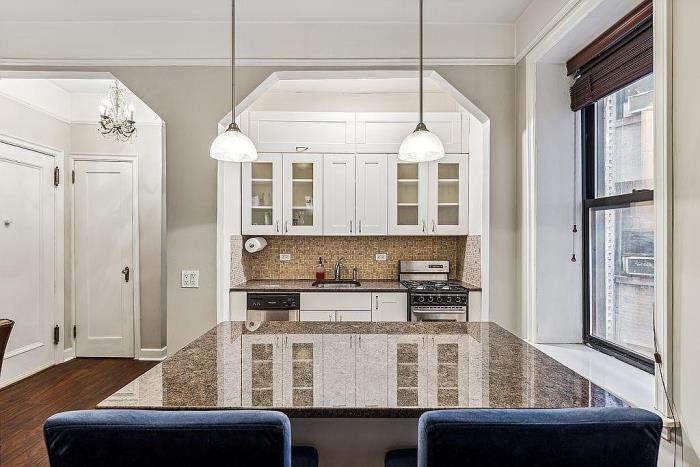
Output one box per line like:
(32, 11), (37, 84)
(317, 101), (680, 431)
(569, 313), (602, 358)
(245, 237), (268, 253)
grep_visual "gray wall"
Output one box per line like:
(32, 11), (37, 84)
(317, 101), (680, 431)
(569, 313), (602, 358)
(108, 65), (518, 353)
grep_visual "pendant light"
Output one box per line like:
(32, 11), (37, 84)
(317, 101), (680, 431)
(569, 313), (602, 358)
(398, 0), (445, 162)
(210, 0), (258, 162)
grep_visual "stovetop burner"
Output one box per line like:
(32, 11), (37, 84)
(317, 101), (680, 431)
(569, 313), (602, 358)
(401, 281), (468, 292)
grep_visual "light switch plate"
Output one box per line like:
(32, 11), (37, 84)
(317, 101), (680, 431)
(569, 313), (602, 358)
(279, 253), (292, 261)
(181, 270), (199, 288)
(375, 253), (387, 261)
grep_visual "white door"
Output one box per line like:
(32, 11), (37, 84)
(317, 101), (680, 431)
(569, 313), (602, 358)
(372, 293), (408, 322)
(282, 154), (323, 235)
(323, 154), (356, 235)
(241, 334), (283, 407)
(0, 142), (56, 386)
(355, 112), (462, 154)
(282, 334), (323, 407)
(355, 154), (388, 235)
(428, 154), (469, 235)
(388, 155), (429, 235)
(355, 335), (388, 407)
(426, 335), (469, 407)
(74, 160), (135, 357)
(387, 335), (428, 407)
(322, 334), (356, 407)
(242, 154), (284, 235)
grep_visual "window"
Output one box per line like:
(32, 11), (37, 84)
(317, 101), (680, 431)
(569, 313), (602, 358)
(582, 75), (655, 372)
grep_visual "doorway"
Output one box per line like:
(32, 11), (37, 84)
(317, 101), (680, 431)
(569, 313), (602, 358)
(72, 157), (139, 357)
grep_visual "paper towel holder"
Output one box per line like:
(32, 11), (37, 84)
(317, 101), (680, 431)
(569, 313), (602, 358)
(245, 237), (268, 253)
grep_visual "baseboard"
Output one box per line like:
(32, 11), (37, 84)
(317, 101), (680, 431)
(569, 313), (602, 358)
(63, 347), (76, 362)
(138, 346), (167, 361)
(0, 361), (54, 389)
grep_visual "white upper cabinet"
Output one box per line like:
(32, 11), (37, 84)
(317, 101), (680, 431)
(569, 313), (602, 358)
(249, 112), (356, 154)
(242, 154), (284, 236)
(355, 112), (462, 154)
(428, 154), (469, 235)
(323, 154), (356, 235)
(282, 154), (323, 235)
(355, 154), (388, 235)
(388, 155), (429, 235)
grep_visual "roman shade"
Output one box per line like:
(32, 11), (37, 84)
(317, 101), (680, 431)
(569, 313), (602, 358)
(568, 0), (652, 111)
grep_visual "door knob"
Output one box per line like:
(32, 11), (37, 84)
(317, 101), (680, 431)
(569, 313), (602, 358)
(122, 266), (130, 283)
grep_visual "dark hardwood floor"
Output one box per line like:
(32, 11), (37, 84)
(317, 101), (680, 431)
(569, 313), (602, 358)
(0, 358), (157, 467)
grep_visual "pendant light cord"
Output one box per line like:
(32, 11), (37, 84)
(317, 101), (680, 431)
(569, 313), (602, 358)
(419, 0), (424, 125)
(231, 0), (236, 122)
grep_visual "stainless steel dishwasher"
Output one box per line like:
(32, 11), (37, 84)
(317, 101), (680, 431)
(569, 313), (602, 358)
(246, 293), (300, 322)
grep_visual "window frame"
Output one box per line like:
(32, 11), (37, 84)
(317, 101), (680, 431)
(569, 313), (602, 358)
(580, 101), (655, 374)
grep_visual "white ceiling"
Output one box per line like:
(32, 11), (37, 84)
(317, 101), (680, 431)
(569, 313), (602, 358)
(272, 78), (445, 94)
(49, 79), (116, 94)
(0, 0), (533, 24)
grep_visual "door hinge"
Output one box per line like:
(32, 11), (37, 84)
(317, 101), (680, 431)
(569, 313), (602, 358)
(53, 325), (60, 345)
(53, 167), (60, 187)
(73, 325), (77, 339)
(71, 170), (75, 184)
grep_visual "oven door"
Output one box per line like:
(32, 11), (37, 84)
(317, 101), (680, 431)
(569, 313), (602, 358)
(411, 306), (467, 322)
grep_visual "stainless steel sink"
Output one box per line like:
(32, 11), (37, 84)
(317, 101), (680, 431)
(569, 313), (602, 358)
(311, 280), (362, 288)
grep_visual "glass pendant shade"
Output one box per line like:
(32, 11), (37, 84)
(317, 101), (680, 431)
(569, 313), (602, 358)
(398, 123), (445, 162)
(210, 123), (258, 162)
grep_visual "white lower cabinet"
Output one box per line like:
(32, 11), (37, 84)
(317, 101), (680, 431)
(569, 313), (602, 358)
(241, 334), (283, 407)
(336, 310), (372, 322)
(426, 335), (469, 408)
(387, 335), (428, 407)
(322, 335), (356, 407)
(355, 335), (388, 407)
(300, 310), (336, 322)
(372, 293), (408, 321)
(282, 334), (323, 407)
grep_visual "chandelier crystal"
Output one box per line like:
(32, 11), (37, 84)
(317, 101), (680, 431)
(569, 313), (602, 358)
(98, 80), (136, 142)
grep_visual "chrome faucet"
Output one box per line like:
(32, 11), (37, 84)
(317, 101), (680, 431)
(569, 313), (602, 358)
(334, 258), (344, 280)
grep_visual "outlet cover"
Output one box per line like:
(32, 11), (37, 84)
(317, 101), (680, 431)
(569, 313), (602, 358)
(375, 253), (387, 261)
(279, 253), (292, 261)
(181, 270), (199, 288)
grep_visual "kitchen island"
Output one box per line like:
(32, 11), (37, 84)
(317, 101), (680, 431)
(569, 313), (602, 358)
(100, 322), (625, 465)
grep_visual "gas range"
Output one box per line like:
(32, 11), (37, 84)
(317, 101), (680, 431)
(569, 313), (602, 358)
(399, 261), (469, 322)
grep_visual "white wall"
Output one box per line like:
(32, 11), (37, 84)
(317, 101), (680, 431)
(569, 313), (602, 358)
(534, 63), (582, 343)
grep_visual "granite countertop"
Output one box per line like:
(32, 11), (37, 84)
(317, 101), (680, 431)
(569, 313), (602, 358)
(99, 322), (626, 417)
(230, 279), (408, 292)
(230, 280), (481, 292)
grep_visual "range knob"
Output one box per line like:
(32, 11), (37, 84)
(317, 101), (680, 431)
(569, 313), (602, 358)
(446, 296), (452, 303)
(417, 296), (425, 303)
(427, 296), (434, 302)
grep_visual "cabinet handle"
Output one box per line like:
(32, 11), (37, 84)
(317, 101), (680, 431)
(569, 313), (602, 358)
(276, 220), (280, 233)
(350, 335), (353, 348)
(359, 335), (362, 348)
(359, 220), (362, 233)
(285, 220), (288, 233)
(295, 146), (309, 152)
(375, 295), (379, 310)
(350, 220), (353, 233)
(432, 220), (436, 233)
(422, 220), (426, 233)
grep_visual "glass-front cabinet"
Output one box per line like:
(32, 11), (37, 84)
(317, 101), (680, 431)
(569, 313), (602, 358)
(388, 154), (468, 235)
(242, 153), (323, 235)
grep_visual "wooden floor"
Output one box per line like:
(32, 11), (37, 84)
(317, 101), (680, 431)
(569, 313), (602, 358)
(0, 358), (157, 467)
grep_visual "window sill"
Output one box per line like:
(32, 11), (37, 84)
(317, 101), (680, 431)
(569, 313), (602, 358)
(534, 343), (655, 411)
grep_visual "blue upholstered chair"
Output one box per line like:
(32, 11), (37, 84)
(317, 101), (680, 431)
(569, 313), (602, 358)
(386, 407), (663, 467)
(44, 409), (317, 467)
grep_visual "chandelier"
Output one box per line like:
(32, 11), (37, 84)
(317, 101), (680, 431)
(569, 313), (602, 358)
(98, 80), (136, 142)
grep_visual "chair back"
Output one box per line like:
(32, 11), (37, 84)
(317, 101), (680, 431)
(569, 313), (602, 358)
(0, 319), (14, 377)
(44, 409), (292, 467)
(418, 407), (662, 467)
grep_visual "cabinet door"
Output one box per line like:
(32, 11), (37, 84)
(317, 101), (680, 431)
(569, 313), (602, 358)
(387, 335), (428, 407)
(387, 155), (429, 235)
(282, 154), (323, 235)
(242, 154), (284, 235)
(249, 111), (356, 153)
(355, 112), (462, 154)
(300, 310), (336, 322)
(426, 335), (469, 408)
(282, 334), (323, 407)
(428, 154), (469, 235)
(217, 331), (242, 406)
(323, 154), (356, 235)
(336, 310), (372, 322)
(372, 293), (408, 322)
(355, 154), (388, 235)
(356, 335), (388, 407)
(322, 335), (356, 407)
(241, 335), (283, 407)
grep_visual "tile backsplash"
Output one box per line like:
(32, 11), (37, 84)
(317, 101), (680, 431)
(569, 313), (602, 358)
(231, 235), (481, 286)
